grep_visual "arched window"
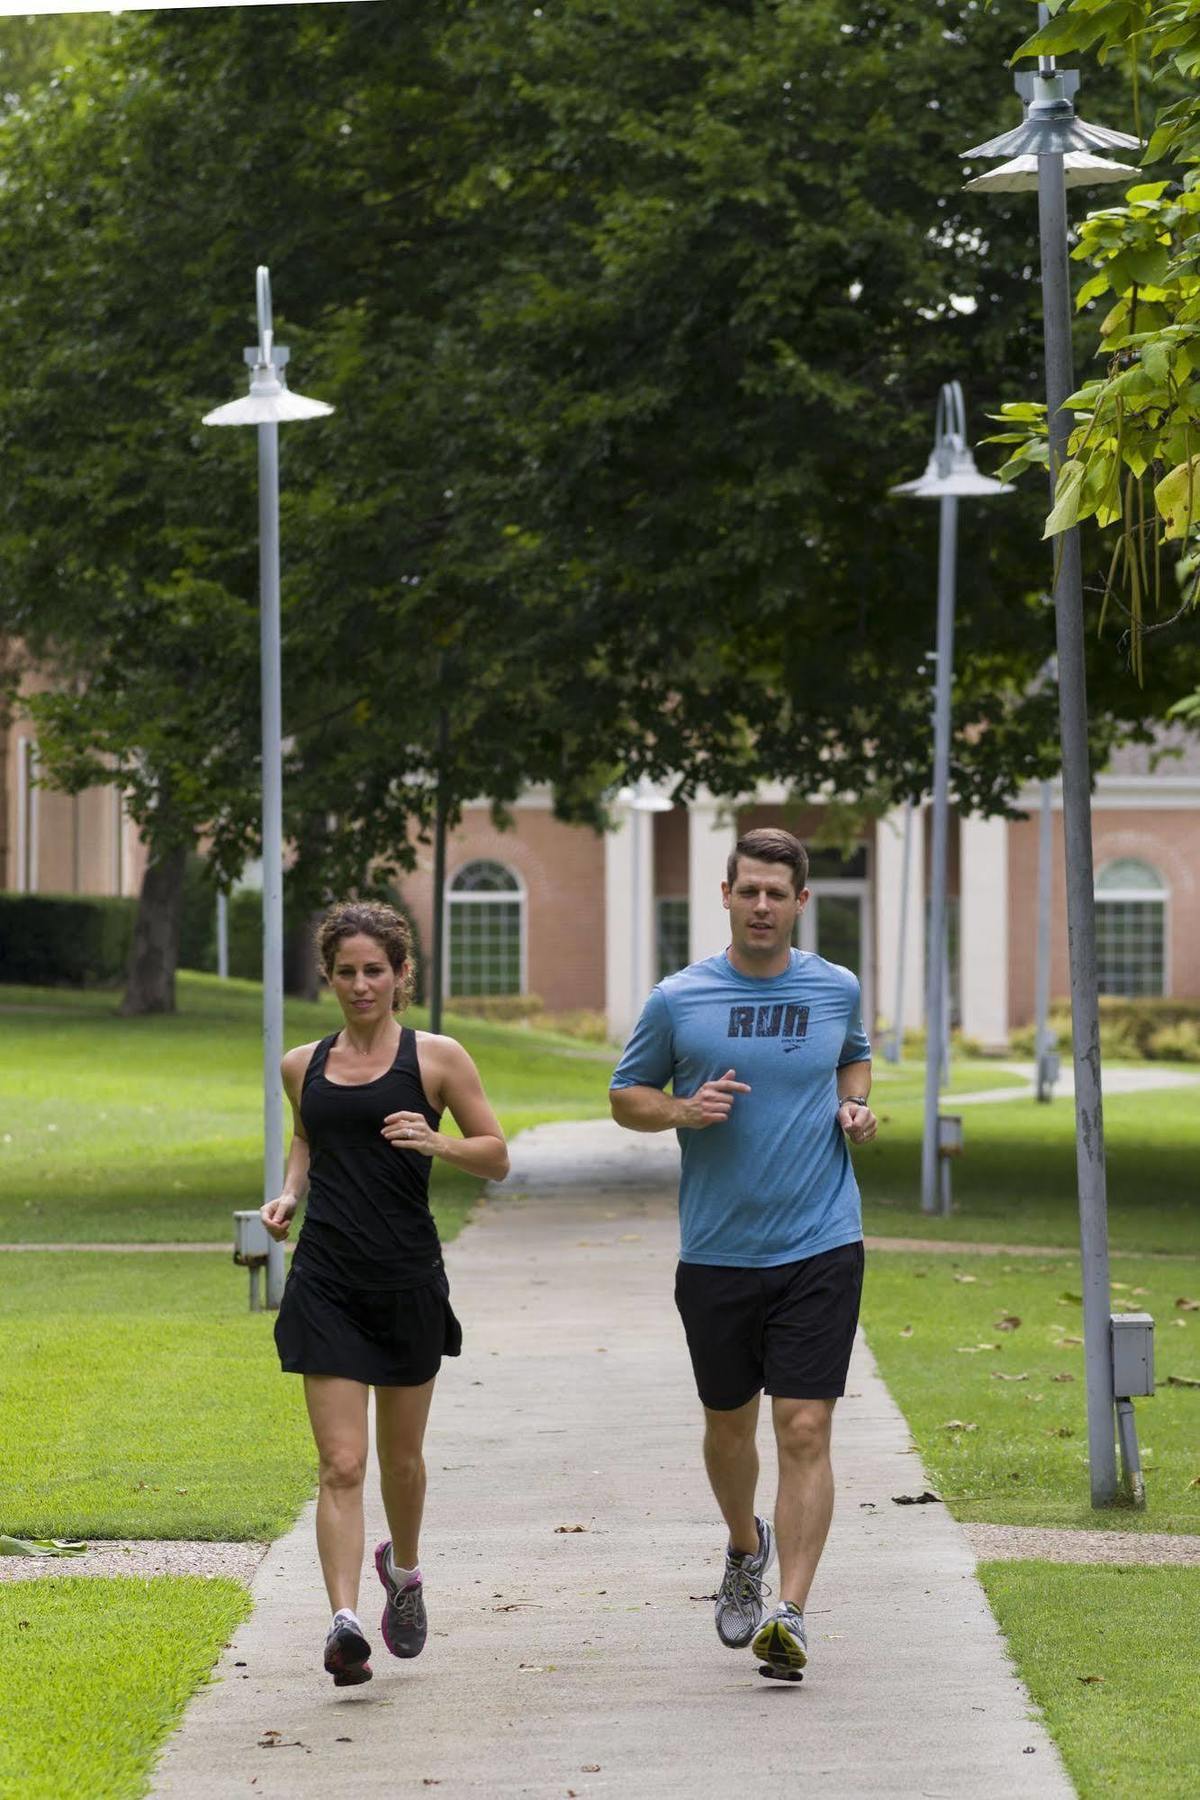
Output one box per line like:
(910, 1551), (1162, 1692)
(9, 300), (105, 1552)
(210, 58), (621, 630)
(1095, 858), (1167, 997)
(447, 860), (525, 997)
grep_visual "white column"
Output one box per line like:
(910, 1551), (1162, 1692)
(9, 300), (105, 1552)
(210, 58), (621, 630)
(874, 804), (925, 1033)
(687, 788), (734, 965)
(959, 812), (1010, 1050)
(604, 799), (656, 1046)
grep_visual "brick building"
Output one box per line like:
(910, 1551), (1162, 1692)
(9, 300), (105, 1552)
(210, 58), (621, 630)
(4, 684), (1197, 1048)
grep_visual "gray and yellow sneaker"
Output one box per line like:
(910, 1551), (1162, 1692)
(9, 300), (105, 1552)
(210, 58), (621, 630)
(374, 1541), (428, 1659)
(714, 1515), (774, 1648)
(752, 1601), (808, 1675)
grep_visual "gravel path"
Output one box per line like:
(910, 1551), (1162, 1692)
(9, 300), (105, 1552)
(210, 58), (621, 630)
(964, 1524), (1200, 1566)
(0, 1541), (268, 1583)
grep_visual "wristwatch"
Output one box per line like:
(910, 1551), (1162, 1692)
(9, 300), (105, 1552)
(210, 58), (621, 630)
(841, 1096), (870, 1107)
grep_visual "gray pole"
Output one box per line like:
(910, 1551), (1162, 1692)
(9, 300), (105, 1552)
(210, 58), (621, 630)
(216, 889), (229, 980)
(1034, 776), (1054, 1099)
(429, 702), (449, 1035)
(921, 494), (957, 1214)
(885, 802), (914, 1064)
(258, 416), (286, 1311)
(1037, 149), (1117, 1503)
(630, 800), (643, 1024)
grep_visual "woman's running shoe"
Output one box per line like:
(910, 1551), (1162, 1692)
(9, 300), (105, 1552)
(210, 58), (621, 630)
(374, 1541), (428, 1658)
(323, 1610), (372, 1686)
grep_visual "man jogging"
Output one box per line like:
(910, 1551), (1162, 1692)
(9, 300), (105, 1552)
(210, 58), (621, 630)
(609, 826), (876, 1678)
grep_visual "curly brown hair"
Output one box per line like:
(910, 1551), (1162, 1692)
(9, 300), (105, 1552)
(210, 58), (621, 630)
(315, 901), (416, 1012)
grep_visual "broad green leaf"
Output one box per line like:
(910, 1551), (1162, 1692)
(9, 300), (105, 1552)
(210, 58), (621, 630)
(1126, 182), (1172, 203)
(1075, 272), (1112, 310)
(1043, 460), (1086, 538)
(1154, 455), (1200, 540)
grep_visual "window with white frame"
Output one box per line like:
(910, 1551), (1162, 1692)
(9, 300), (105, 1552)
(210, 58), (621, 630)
(656, 897), (689, 982)
(447, 860), (524, 996)
(1095, 858), (1166, 997)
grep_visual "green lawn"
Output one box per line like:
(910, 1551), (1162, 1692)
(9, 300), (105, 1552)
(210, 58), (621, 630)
(858, 1083), (1200, 1252)
(861, 1250), (1200, 1532)
(0, 973), (613, 1242)
(979, 1564), (1200, 1800)
(0, 1255), (317, 1540)
(0, 1577), (251, 1800)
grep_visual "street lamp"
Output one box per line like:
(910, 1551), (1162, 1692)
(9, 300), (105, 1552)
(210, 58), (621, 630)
(960, 24), (1140, 1507)
(204, 267), (333, 1310)
(891, 381), (1010, 1216)
(620, 777), (674, 1024)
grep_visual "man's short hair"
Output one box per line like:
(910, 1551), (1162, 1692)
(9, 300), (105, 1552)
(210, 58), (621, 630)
(726, 828), (809, 893)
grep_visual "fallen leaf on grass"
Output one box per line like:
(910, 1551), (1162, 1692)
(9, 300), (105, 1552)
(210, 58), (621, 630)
(898, 1325), (914, 1338)
(941, 1419), (978, 1433)
(995, 1313), (1021, 1331)
(1132, 1287), (1149, 1297)
(991, 1371), (1029, 1382)
(1174, 1319), (1189, 1328)
(1175, 1296), (1199, 1311)
(1077, 1675), (1104, 1686)
(1045, 1426), (1075, 1438)
(554, 1525), (588, 1533)
(1166, 1375), (1200, 1388)
(1055, 1336), (1083, 1348)
(1111, 1282), (1129, 1292)
(1058, 1292), (1082, 1305)
(891, 1491), (941, 1505)
(1051, 1372), (1075, 1383)
(1188, 1476), (1200, 1489)
(953, 1274), (977, 1284)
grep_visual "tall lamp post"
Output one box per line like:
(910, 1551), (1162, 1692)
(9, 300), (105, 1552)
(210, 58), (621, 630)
(622, 777), (674, 1024)
(891, 382), (1010, 1215)
(204, 267), (333, 1310)
(960, 27), (1140, 1505)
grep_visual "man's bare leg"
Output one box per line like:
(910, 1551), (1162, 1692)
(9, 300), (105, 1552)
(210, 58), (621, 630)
(702, 1395), (761, 1555)
(771, 1396), (836, 1610)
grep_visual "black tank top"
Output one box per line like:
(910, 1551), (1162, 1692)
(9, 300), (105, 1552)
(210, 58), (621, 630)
(293, 1028), (444, 1290)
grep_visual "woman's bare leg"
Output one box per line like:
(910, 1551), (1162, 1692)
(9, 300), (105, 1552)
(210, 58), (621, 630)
(303, 1375), (370, 1614)
(374, 1378), (437, 1568)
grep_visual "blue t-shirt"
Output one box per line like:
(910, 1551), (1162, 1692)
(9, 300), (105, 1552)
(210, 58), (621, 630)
(611, 949), (871, 1268)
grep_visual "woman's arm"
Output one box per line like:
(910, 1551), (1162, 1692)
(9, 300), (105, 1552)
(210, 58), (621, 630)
(261, 1045), (315, 1240)
(383, 1037), (509, 1181)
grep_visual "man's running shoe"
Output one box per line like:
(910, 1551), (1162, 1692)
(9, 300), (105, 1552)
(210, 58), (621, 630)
(752, 1601), (808, 1674)
(374, 1541), (428, 1658)
(714, 1515), (774, 1648)
(323, 1611), (372, 1686)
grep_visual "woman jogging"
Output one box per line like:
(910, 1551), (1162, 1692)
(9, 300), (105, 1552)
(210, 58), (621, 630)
(262, 900), (509, 1687)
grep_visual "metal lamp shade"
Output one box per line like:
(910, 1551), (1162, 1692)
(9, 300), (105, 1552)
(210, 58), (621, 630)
(203, 385), (334, 428)
(964, 152), (1141, 195)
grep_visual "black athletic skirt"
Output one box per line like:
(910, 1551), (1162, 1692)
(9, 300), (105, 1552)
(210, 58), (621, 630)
(274, 1259), (463, 1387)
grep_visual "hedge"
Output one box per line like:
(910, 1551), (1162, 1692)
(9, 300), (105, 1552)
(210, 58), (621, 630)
(0, 892), (135, 987)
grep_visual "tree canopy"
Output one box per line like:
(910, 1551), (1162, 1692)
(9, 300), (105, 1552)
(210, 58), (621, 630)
(1, 0), (1194, 1006)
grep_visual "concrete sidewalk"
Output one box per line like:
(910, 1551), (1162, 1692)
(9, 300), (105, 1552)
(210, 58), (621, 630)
(152, 1121), (1073, 1799)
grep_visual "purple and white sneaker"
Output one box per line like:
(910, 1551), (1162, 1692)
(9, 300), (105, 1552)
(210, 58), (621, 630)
(374, 1541), (428, 1658)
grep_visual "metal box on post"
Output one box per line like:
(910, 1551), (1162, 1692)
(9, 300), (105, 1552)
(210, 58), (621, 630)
(1110, 1312), (1154, 1398)
(233, 1209), (271, 1312)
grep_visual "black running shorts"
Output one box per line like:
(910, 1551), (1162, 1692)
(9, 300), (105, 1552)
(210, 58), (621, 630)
(674, 1241), (865, 1411)
(274, 1260), (463, 1387)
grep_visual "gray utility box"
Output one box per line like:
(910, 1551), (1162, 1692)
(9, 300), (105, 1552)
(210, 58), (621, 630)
(1111, 1311), (1154, 1398)
(233, 1209), (270, 1265)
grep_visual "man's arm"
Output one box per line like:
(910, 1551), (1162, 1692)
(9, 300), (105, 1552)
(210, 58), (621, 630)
(610, 1069), (751, 1134)
(835, 1060), (876, 1144)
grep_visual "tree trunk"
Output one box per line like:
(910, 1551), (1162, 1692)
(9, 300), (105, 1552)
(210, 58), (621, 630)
(284, 908), (322, 1002)
(121, 842), (188, 1015)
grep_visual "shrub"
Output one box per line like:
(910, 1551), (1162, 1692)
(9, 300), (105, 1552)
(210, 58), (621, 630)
(1145, 1020), (1200, 1064)
(443, 993), (544, 1023)
(0, 892), (135, 987)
